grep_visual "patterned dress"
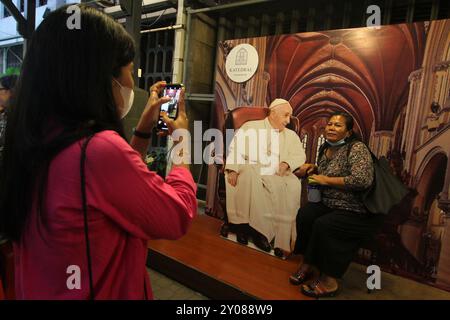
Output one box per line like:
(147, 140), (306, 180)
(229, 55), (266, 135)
(317, 141), (374, 213)
(294, 141), (383, 278)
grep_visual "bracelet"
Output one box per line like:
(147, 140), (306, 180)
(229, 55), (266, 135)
(133, 128), (152, 139)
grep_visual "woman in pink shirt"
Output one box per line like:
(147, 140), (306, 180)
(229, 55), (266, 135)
(0, 5), (196, 299)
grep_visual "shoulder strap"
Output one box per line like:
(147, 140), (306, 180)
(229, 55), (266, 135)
(80, 134), (95, 300)
(317, 143), (327, 162)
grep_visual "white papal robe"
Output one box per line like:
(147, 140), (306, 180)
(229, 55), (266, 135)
(225, 118), (306, 252)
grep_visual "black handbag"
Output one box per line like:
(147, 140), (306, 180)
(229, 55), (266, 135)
(361, 151), (409, 215)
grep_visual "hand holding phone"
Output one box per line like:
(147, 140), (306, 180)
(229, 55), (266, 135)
(134, 81), (170, 134)
(160, 86), (188, 134)
(157, 84), (184, 131)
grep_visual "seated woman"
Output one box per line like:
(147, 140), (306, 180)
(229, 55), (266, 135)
(291, 111), (384, 298)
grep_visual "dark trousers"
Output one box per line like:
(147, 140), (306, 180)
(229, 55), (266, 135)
(294, 202), (384, 278)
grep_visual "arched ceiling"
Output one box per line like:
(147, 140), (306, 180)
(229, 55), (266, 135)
(265, 22), (426, 139)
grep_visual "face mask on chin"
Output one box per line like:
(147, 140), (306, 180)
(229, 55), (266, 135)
(113, 78), (134, 119)
(326, 137), (347, 147)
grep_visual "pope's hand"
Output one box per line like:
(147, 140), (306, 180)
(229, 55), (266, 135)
(227, 171), (238, 187)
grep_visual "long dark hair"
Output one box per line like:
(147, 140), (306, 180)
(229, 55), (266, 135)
(0, 5), (135, 241)
(318, 111), (360, 160)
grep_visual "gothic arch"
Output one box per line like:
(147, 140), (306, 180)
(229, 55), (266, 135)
(414, 148), (448, 213)
(414, 147), (448, 188)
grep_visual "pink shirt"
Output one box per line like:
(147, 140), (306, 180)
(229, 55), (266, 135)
(13, 130), (197, 299)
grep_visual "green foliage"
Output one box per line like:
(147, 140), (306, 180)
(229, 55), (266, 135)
(145, 147), (167, 178)
(0, 67), (21, 77)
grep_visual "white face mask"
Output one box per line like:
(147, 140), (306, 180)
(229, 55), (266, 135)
(113, 78), (134, 119)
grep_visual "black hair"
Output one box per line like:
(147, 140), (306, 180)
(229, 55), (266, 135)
(329, 111), (354, 131)
(0, 75), (18, 91)
(317, 111), (360, 161)
(0, 5), (135, 241)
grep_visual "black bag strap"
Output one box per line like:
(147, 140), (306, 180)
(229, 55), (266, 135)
(79, 134), (149, 300)
(80, 134), (95, 300)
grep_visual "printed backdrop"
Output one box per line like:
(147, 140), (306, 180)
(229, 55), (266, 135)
(207, 19), (450, 291)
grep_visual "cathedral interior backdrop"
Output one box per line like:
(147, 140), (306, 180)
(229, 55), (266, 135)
(207, 19), (450, 291)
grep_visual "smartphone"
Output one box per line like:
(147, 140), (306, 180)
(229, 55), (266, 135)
(157, 84), (183, 131)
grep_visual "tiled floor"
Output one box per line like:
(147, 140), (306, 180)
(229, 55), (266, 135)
(335, 263), (450, 300)
(147, 268), (209, 300)
(145, 201), (209, 300)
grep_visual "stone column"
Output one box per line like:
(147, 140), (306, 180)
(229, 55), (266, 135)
(369, 131), (394, 158)
(433, 61), (450, 108)
(401, 69), (423, 173)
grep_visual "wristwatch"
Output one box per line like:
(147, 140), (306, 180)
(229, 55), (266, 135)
(133, 128), (152, 139)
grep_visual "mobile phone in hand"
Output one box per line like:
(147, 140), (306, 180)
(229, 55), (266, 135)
(157, 84), (183, 131)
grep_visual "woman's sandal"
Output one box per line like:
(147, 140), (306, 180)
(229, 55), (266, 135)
(301, 280), (338, 298)
(289, 269), (313, 285)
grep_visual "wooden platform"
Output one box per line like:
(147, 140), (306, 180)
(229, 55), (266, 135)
(147, 214), (313, 300)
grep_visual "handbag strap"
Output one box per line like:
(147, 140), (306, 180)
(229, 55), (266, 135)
(80, 134), (95, 300)
(79, 133), (150, 300)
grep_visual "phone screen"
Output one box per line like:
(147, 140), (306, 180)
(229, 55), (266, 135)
(158, 85), (182, 131)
